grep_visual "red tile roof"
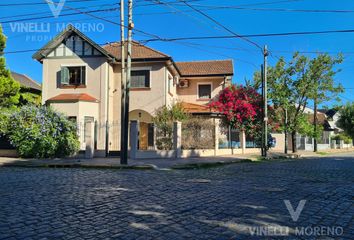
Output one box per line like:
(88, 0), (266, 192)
(103, 41), (170, 60)
(181, 102), (218, 114)
(175, 60), (234, 77)
(47, 93), (98, 102)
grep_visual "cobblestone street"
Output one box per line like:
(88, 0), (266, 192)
(0, 155), (353, 239)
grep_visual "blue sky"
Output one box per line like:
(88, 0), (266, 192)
(2, 0), (354, 107)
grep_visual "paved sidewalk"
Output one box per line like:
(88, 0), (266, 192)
(0, 154), (258, 170)
(1, 148), (352, 170)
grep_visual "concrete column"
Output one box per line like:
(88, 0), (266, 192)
(173, 121), (182, 158)
(153, 123), (157, 150)
(240, 130), (246, 154)
(85, 121), (94, 159)
(129, 120), (139, 160)
(214, 119), (219, 156)
(339, 140), (344, 149)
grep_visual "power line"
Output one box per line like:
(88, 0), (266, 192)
(0, 0), (101, 7)
(0, 2), (118, 20)
(43, 0), (165, 40)
(178, 0), (263, 51)
(0, 7), (119, 24)
(142, 29), (354, 43)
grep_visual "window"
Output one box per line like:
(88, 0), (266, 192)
(61, 66), (86, 86)
(131, 70), (150, 88)
(198, 84), (212, 99)
(68, 116), (77, 123)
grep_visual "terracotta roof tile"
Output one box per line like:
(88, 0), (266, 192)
(175, 60), (234, 77)
(47, 93), (98, 102)
(181, 102), (218, 114)
(103, 41), (170, 60)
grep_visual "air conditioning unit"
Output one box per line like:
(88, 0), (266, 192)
(178, 79), (189, 88)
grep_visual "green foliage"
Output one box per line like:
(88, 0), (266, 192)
(297, 114), (323, 139)
(337, 103), (354, 139)
(332, 133), (352, 144)
(4, 105), (80, 158)
(253, 52), (343, 151)
(0, 24), (21, 108)
(153, 103), (189, 150)
(19, 90), (41, 106)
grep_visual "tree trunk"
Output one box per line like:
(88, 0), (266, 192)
(292, 131), (297, 153)
(313, 98), (318, 152)
(284, 108), (288, 154)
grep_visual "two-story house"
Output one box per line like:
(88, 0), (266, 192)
(33, 25), (233, 156)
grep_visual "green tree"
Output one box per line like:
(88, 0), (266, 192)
(153, 102), (189, 150)
(0, 24), (20, 108)
(253, 52), (342, 153)
(307, 53), (343, 151)
(337, 103), (354, 140)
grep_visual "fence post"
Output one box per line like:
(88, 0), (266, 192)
(130, 120), (139, 160)
(214, 119), (219, 156)
(240, 130), (246, 154)
(173, 121), (182, 158)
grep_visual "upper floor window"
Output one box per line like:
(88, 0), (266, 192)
(61, 66), (86, 86)
(131, 70), (150, 88)
(198, 84), (212, 99)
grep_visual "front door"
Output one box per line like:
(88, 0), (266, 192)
(139, 122), (148, 150)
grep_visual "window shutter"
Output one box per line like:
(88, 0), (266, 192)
(61, 66), (69, 85)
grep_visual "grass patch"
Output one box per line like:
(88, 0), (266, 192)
(316, 152), (328, 156)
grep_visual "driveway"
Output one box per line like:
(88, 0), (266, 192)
(0, 154), (353, 239)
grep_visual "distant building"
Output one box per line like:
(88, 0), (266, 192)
(11, 71), (41, 94)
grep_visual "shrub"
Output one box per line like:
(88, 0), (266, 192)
(333, 133), (352, 144)
(153, 103), (189, 150)
(6, 105), (80, 158)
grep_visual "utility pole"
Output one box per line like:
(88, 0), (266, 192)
(119, 0), (126, 164)
(261, 64), (264, 157)
(121, 0), (133, 164)
(263, 45), (269, 157)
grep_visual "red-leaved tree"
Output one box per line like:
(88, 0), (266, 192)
(209, 85), (263, 139)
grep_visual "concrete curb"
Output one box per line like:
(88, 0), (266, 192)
(1, 159), (256, 171)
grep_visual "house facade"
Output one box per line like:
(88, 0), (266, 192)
(33, 26), (233, 156)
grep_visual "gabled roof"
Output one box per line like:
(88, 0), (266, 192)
(103, 41), (171, 61)
(11, 71), (41, 91)
(32, 25), (115, 62)
(175, 60), (234, 77)
(47, 93), (98, 102)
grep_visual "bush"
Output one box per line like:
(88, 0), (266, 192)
(153, 103), (189, 150)
(6, 105), (80, 158)
(333, 133), (352, 144)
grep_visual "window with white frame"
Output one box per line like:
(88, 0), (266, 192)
(198, 84), (212, 99)
(131, 70), (150, 88)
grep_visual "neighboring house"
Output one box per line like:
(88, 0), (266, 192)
(11, 71), (41, 105)
(11, 71), (41, 94)
(33, 25), (233, 156)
